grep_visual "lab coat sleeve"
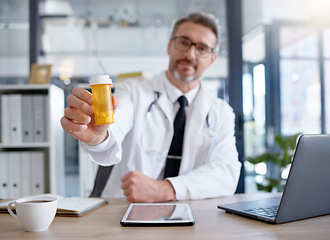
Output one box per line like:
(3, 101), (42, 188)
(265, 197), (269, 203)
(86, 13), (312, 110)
(168, 103), (241, 200)
(79, 129), (122, 166)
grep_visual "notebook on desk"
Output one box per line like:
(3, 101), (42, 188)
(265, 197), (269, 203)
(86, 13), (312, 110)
(218, 134), (330, 224)
(0, 194), (108, 217)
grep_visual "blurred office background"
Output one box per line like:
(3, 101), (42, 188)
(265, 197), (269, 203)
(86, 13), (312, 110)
(1, 0), (330, 197)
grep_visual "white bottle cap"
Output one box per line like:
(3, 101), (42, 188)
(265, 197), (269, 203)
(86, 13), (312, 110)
(89, 75), (113, 85)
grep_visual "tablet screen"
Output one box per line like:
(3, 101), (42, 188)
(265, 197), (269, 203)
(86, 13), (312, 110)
(120, 203), (195, 226)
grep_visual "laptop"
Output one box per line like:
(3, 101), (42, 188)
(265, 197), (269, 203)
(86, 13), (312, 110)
(218, 134), (330, 224)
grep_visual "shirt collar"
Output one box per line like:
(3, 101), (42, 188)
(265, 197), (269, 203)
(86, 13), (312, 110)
(163, 75), (200, 106)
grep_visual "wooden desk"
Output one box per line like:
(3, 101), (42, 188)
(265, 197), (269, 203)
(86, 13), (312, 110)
(1, 193), (330, 240)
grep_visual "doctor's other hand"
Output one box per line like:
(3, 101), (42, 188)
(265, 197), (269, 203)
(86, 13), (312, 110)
(121, 171), (176, 203)
(60, 87), (119, 146)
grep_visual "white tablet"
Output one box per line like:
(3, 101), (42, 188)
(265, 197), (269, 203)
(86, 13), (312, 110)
(120, 203), (195, 226)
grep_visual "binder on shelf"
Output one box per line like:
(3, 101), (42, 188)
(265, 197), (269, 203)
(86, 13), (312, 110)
(21, 95), (35, 143)
(33, 95), (46, 142)
(9, 94), (23, 144)
(21, 151), (32, 197)
(31, 151), (45, 195)
(1, 95), (10, 144)
(8, 152), (21, 199)
(0, 152), (9, 199)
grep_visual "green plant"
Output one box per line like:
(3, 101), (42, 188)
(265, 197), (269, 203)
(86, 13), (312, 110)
(246, 133), (301, 192)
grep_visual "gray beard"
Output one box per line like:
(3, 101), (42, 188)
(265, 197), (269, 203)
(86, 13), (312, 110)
(173, 70), (195, 82)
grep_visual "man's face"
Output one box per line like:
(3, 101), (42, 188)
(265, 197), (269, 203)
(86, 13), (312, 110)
(167, 21), (218, 83)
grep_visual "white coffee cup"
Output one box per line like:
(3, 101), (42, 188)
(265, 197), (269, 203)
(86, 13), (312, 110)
(7, 196), (58, 232)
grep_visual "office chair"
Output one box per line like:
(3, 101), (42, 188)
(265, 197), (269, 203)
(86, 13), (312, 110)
(89, 165), (113, 197)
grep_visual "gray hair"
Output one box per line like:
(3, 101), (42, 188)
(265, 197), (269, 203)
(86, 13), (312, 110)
(170, 12), (220, 53)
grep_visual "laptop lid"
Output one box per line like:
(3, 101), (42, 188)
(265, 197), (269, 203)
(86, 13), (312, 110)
(218, 134), (330, 224)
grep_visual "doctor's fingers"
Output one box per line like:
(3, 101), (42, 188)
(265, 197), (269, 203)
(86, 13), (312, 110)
(72, 87), (93, 105)
(66, 93), (94, 116)
(60, 115), (88, 135)
(121, 170), (143, 184)
(121, 176), (135, 191)
(112, 95), (119, 112)
(64, 105), (92, 125)
(121, 171), (142, 191)
(121, 183), (142, 203)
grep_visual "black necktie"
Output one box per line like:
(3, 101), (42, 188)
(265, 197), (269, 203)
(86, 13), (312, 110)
(164, 96), (188, 178)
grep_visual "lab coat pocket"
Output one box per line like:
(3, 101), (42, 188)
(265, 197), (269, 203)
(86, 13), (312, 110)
(194, 126), (216, 166)
(141, 109), (172, 156)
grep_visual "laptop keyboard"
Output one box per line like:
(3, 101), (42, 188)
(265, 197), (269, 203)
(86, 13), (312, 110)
(244, 206), (279, 218)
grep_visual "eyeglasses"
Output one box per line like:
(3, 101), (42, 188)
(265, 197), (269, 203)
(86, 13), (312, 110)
(171, 36), (215, 58)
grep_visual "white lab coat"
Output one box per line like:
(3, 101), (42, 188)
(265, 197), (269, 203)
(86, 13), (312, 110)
(81, 71), (241, 200)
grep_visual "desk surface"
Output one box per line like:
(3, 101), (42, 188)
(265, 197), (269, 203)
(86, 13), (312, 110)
(1, 193), (330, 240)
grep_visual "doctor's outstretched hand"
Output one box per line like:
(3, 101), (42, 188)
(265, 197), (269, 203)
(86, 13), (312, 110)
(60, 87), (119, 146)
(121, 171), (176, 203)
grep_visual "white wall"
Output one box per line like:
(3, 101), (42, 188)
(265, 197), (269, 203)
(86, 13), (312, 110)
(243, 0), (330, 34)
(262, 0), (330, 24)
(0, 0), (228, 79)
(2, 0), (330, 78)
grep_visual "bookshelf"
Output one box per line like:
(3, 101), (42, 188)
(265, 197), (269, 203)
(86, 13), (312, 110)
(0, 84), (65, 199)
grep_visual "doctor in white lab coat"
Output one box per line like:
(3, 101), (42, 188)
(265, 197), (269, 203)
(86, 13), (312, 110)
(61, 12), (241, 202)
